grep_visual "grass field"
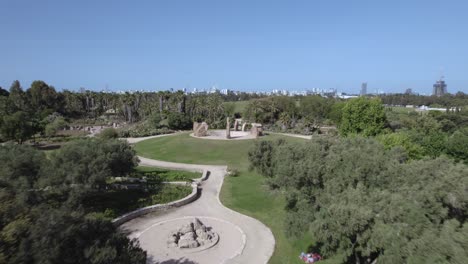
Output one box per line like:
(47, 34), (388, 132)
(134, 133), (339, 264)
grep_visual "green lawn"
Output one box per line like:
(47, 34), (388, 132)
(134, 133), (326, 264)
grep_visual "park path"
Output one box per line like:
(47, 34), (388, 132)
(121, 136), (275, 264)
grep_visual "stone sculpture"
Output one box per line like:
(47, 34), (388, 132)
(241, 123), (247, 132)
(226, 117), (231, 139)
(251, 123), (263, 138)
(167, 218), (219, 250)
(193, 122), (209, 137)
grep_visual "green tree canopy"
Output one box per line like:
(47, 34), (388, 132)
(249, 137), (468, 263)
(0, 142), (146, 263)
(339, 97), (387, 137)
(0, 111), (35, 144)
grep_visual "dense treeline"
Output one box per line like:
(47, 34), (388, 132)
(379, 92), (468, 107)
(323, 97), (468, 164)
(249, 137), (468, 263)
(0, 80), (268, 141)
(0, 139), (146, 263)
(242, 95), (343, 133)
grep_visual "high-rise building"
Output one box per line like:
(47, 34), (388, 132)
(405, 88), (412, 94)
(432, 77), (447, 97)
(360, 82), (367, 96)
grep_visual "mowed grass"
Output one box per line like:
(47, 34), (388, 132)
(134, 133), (321, 264)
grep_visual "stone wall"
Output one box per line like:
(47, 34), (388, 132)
(112, 170), (209, 226)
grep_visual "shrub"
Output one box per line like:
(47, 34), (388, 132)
(99, 127), (119, 139)
(167, 113), (192, 130)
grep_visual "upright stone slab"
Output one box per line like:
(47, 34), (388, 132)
(226, 117), (231, 139)
(234, 119), (239, 131)
(251, 123), (263, 138)
(242, 123), (247, 132)
(193, 122), (200, 132)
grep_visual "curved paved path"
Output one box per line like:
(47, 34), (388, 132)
(121, 136), (275, 264)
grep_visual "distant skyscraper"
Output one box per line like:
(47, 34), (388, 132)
(360, 82), (367, 96)
(432, 77), (447, 97)
(405, 88), (412, 94)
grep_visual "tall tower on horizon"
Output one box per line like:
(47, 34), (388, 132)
(432, 76), (447, 97)
(360, 82), (367, 96)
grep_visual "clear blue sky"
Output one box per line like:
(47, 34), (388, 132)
(1, 0), (467, 94)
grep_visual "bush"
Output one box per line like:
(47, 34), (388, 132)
(167, 113), (192, 130)
(227, 167), (239, 177)
(99, 127), (118, 139)
(118, 124), (173, 138)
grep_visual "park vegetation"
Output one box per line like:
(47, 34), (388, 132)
(0, 138), (191, 263)
(1, 79), (468, 263)
(247, 94), (468, 263)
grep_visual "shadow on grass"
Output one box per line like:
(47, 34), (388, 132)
(149, 256), (199, 264)
(306, 242), (323, 254)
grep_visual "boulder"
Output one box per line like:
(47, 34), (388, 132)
(193, 122), (209, 137)
(178, 223), (194, 234)
(178, 237), (199, 249)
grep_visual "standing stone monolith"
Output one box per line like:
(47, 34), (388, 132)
(226, 117), (231, 139)
(242, 123), (247, 132)
(234, 119), (239, 131)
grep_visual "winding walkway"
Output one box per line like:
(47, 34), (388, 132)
(121, 137), (275, 264)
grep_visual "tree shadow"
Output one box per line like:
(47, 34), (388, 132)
(204, 171), (211, 180)
(306, 241), (324, 254)
(147, 256), (199, 264)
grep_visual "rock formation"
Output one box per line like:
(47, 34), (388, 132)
(167, 218), (218, 250)
(251, 123), (263, 138)
(193, 122), (209, 137)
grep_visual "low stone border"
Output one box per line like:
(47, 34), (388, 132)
(112, 170), (209, 226)
(112, 182), (199, 226)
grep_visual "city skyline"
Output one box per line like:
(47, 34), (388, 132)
(1, 0), (468, 94)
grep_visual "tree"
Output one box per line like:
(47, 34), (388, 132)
(167, 112), (191, 130)
(28, 80), (63, 116)
(446, 128), (468, 164)
(249, 137), (468, 263)
(27, 209), (146, 264)
(0, 111), (35, 143)
(42, 139), (138, 189)
(339, 97), (387, 137)
(44, 116), (68, 138)
(0, 144), (147, 264)
(299, 96), (332, 127)
(0, 86), (9, 97)
(8, 80), (27, 111)
(377, 132), (424, 160)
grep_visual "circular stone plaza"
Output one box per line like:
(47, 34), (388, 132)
(121, 131), (275, 264)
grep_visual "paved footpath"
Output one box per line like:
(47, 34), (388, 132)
(121, 136), (275, 264)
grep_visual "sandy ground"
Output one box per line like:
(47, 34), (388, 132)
(190, 130), (256, 140)
(124, 132), (183, 144)
(121, 136), (275, 264)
